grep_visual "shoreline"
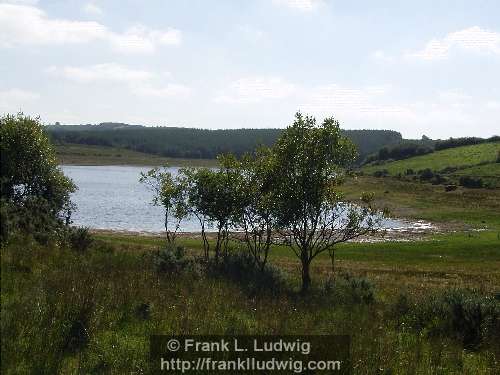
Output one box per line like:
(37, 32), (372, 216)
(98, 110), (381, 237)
(89, 219), (448, 243)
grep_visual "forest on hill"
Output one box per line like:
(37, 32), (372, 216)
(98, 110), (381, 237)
(45, 122), (403, 161)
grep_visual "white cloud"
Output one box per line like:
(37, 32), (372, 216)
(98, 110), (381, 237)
(46, 63), (154, 83)
(109, 25), (182, 54)
(272, 0), (324, 11)
(406, 26), (500, 60)
(134, 84), (192, 98)
(372, 50), (395, 63)
(214, 77), (296, 104)
(238, 25), (265, 43)
(0, 0), (39, 4)
(83, 2), (103, 17)
(0, 88), (39, 110)
(301, 84), (408, 116)
(0, 3), (181, 53)
(47, 63), (191, 98)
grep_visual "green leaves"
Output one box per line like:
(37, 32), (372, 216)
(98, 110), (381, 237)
(1, 113), (77, 241)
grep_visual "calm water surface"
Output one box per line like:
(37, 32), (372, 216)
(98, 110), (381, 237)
(62, 165), (409, 232)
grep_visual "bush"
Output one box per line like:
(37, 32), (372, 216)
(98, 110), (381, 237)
(459, 176), (484, 189)
(153, 245), (195, 274)
(373, 169), (389, 178)
(408, 289), (500, 350)
(435, 137), (483, 151)
(364, 143), (433, 164)
(208, 251), (286, 294)
(324, 273), (375, 304)
(418, 168), (434, 181)
(66, 226), (93, 252)
(444, 184), (458, 192)
(431, 174), (447, 185)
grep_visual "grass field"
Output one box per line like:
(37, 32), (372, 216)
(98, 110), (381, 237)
(362, 142), (500, 176)
(341, 176), (500, 229)
(94, 230), (500, 297)
(55, 143), (218, 167)
(2, 230), (499, 374)
(451, 162), (500, 178)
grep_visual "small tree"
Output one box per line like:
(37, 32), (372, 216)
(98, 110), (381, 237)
(0, 113), (76, 240)
(139, 167), (188, 245)
(272, 112), (383, 293)
(234, 148), (277, 271)
(181, 159), (244, 262)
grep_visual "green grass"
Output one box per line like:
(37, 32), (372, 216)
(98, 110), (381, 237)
(94, 230), (500, 297)
(2, 232), (500, 374)
(362, 142), (500, 176)
(340, 176), (500, 228)
(451, 163), (500, 178)
(55, 143), (218, 167)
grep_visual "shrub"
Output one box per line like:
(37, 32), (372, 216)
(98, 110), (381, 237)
(418, 168), (434, 181)
(440, 166), (458, 174)
(373, 169), (389, 178)
(153, 245), (193, 274)
(408, 289), (500, 350)
(444, 184), (458, 192)
(459, 176), (484, 189)
(208, 251), (286, 294)
(324, 273), (375, 304)
(431, 174), (447, 185)
(66, 226), (93, 252)
(435, 137), (485, 151)
(405, 169), (415, 175)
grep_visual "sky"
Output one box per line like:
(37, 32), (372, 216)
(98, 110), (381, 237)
(1, 0), (499, 139)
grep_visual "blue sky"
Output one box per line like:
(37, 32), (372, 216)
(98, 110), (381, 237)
(1, 0), (499, 138)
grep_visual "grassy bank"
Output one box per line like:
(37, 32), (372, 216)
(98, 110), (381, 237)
(2, 232), (499, 374)
(362, 142), (500, 176)
(94, 230), (500, 298)
(55, 143), (218, 167)
(340, 176), (500, 229)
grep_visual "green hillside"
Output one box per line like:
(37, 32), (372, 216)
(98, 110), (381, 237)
(46, 123), (403, 162)
(55, 143), (217, 167)
(363, 142), (500, 175)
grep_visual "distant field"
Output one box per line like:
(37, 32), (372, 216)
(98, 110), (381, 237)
(341, 176), (500, 228)
(55, 143), (218, 167)
(362, 142), (500, 175)
(451, 162), (500, 178)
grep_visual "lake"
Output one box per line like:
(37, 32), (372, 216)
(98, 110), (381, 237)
(62, 165), (412, 233)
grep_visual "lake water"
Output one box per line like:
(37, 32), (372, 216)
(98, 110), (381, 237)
(62, 165), (411, 233)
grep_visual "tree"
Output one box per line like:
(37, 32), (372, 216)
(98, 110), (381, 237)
(139, 167), (188, 245)
(180, 156), (244, 262)
(234, 148), (277, 271)
(0, 113), (76, 239)
(272, 112), (383, 293)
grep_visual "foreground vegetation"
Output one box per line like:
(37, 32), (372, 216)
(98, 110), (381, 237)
(2, 231), (500, 374)
(3, 113), (500, 374)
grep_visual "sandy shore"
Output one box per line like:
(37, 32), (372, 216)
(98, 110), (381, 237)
(90, 219), (455, 243)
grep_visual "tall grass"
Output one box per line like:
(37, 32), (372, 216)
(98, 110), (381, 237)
(2, 236), (499, 374)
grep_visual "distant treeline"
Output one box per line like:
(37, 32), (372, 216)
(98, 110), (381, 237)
(434, 136), (500, 151)
(45, 123), (403, 162)
(364, 136), (500, 165)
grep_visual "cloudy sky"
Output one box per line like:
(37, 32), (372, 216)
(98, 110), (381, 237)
(1, 0), (499, 138)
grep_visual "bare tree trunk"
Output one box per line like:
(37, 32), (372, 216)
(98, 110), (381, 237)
(215, 226), (222, 263)
(329, 248), (335, 277)
(301, 257), (311, 294)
